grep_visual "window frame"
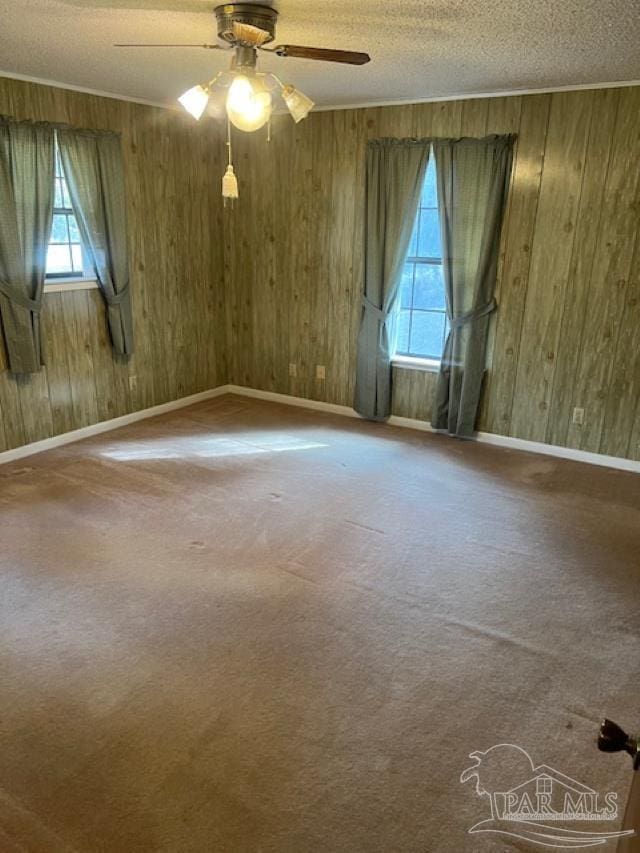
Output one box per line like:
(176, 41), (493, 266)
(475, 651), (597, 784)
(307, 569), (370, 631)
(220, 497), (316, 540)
(44, 135), (97, 293)
(392, 149), (448, 371)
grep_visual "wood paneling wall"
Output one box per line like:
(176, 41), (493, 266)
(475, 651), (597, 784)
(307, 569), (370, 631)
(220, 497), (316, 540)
(224, 86), (640, 461)
(0, 77), (226, 452)
(1, 78), (638, 463)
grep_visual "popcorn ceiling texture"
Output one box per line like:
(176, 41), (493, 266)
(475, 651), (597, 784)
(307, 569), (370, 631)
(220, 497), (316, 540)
(0, 0), (639, 107)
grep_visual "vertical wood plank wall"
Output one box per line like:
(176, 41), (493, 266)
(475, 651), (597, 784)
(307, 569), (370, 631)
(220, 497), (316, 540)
(224, 86), (640, 462)
(0, 77), (226, 452)
(1, 77), (639, 464)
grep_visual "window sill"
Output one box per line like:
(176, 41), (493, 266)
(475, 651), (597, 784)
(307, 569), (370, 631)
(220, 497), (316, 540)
(44, 278), (99, 293)
(392, 355), (441, 373)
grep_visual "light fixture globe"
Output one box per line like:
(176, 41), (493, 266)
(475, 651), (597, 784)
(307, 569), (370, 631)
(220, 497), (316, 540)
(164, 1), (369, 206)
(178, 84), (210, 120)
(226, 74), (272, 132)
(281, 84), (314, 123)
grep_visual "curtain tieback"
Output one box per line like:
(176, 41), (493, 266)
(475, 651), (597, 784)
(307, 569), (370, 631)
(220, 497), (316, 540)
(361, 297), (387, 322)
(105, 283), (130, 307)
(0, 279), (40, 313)
(450, 298), (497, 330)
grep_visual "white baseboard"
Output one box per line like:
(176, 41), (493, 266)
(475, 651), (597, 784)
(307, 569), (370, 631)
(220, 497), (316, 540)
(2, 382), (638, 474)
(473, 430), (640, 473)
(225, 385), (640, 474)
(0, 386), (230, 465)
(225, 384), (360, 420)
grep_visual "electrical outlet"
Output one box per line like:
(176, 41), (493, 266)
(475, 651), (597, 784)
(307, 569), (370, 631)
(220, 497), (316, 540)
(288, 363), (297, 377)
(316, 365), (326, 380)
(129, 374), (137, 391)
(572, 407), (585, 426)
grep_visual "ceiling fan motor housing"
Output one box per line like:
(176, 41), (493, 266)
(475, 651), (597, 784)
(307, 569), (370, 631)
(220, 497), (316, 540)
(215, 3), (278, 45)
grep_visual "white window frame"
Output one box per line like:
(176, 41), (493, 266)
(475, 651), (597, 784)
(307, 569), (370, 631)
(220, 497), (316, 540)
(392, 353), (441, 373)
(392, 146), (447, 371)
(44, 134), (98, 294)
(44, 278), (98, 293)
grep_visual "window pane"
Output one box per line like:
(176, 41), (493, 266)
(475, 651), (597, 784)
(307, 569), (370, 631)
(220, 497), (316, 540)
(413, 263), (446, 310)
(417, 208), (441, 258)
(54, 178), (65, 208)
(61, 181), (72, 209)
(409, 311), (446, 359)
(406, 215), (418, 258)
(400, 263), (414, 309)
(397, 309), (411, 354)
(68, 215), (81, 242)
(46, 244), (72, 274)
(422, 157), (438, 208)
(50, 213), (69, 244)
(71, 244), (83, 272)
(395, 151), (447, 362)
(47, 138), (86, 279)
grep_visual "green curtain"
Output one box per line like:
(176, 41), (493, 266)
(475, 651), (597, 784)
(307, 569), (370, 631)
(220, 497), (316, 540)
(0, 116), (54, 373)
(57, 129), (133, 355)
(432, 134), (515, 437)
(354, 138), (430, 420)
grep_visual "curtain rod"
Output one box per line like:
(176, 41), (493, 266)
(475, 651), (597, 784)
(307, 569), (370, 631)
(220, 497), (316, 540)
(0, 113), (121, 138)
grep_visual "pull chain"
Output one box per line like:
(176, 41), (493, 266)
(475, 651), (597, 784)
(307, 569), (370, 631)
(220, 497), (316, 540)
(222, 118), (239, 208)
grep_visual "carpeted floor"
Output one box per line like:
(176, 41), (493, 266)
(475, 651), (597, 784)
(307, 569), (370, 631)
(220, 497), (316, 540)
(0, 394), (639, 853)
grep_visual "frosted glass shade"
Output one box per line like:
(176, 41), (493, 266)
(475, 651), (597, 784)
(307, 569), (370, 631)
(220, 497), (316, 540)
(282, 85), (314, 123)
(178, 85), (210, 120)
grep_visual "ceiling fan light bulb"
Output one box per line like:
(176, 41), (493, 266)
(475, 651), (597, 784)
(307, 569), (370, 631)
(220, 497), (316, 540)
(178, 84), (210, 120)
(226, 74), (272, 132)
(227, 75), (254, 112)
(282, 85), (314, 123)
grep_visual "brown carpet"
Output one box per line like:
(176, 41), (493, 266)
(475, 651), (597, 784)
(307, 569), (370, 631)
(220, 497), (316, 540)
(0, 394), (638, 853)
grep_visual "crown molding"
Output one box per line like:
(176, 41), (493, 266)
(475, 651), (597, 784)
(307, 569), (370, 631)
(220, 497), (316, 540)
(0, 69), (174, 111)
(2, 69), (639, 118)
(310, 78), (640, 113)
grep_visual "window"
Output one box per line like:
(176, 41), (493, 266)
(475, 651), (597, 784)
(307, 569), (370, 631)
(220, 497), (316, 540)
(395, 153), (448, 364)
(45, 139), (91, 282)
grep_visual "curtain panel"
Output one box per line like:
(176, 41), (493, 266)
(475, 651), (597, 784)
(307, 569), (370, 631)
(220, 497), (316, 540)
(354, 138), (430, 420)
(432, 134), (515, 437)
(58, 129), (134, 356)
(0, 116), (55, 373)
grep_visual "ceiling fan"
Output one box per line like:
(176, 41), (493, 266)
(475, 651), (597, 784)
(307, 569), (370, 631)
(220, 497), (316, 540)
(116, 3), (370, 66)
(115, 3), (371, 202)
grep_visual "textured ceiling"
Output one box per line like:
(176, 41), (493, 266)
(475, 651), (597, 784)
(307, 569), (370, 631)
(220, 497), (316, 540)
(1, 0), (639, 109)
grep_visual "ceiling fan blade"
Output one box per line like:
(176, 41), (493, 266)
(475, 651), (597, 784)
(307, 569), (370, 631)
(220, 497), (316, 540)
(232, 22), (272, 47)
(114, 43), (223, 50)
(269, 45), (370, 65)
